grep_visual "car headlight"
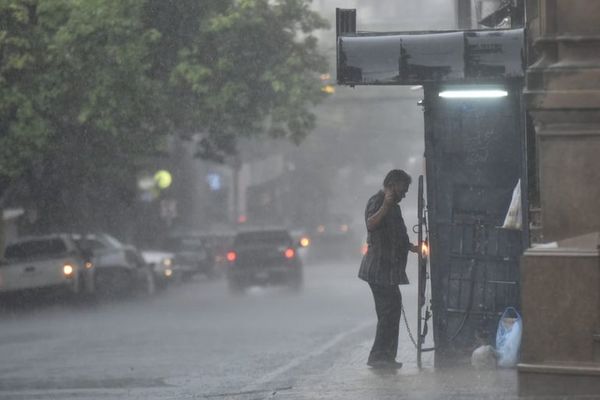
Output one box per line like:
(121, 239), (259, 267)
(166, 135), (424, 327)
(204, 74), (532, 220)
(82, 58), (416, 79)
(164, 268), (173, 277)
(63, 264), (74, 276)
(162, 258), (173, 267)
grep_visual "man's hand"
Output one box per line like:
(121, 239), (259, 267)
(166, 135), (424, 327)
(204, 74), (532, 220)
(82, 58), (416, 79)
(366, 189), (394, 231)
(409, 243), (419, 253)
(383, 187), (395, 208)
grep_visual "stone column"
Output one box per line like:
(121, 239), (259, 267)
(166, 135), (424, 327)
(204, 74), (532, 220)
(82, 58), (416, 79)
(526, 0), (600, 242)
(519, 1), (600, 396)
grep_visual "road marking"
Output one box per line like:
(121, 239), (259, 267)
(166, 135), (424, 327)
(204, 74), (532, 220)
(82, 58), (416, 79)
(241, 319), (375, 392)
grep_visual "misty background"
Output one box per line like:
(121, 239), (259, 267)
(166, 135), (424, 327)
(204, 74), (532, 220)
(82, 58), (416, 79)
(0, 0), (468, 251)
(159, 0), (460, 250)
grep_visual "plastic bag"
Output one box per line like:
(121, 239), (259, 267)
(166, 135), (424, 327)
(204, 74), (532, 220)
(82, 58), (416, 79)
(471, 345), (497, 369)
(502, 179), (522, 230)
(495, 307), (522, 368)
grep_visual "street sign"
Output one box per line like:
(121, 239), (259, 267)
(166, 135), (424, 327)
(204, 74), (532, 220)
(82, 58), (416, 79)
(160, 199), (177, 221)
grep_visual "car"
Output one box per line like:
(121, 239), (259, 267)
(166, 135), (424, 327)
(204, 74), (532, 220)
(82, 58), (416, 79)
(201, 231), (236, 274)
(225, 228), (303, 293)
(72, 233), (155, 297)
(308, 214), (360, 261)
(289, 228), (312, 262)
(140, 250), (179, 289)
(0, 234), (95, 298)
(164, 234), (216, 279)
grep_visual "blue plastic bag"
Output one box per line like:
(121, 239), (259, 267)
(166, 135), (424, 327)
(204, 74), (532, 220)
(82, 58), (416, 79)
(495, 307), (522, 368)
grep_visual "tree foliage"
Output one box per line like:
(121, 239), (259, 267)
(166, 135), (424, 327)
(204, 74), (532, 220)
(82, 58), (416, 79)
(143, 0), (328, 160)
(0, 0), (328, 232)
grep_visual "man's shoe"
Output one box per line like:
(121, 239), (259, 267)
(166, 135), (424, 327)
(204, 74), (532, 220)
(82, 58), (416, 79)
(367, 360), (388, 369)
(367, 360), (403, 369)
(386, 361), (403, 369)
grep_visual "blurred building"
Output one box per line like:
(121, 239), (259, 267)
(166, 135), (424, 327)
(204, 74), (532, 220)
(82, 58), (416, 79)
(160, 0), (513, 236)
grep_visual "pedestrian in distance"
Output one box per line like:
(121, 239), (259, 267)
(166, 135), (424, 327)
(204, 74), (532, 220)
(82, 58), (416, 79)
(359, 169), (419, 369)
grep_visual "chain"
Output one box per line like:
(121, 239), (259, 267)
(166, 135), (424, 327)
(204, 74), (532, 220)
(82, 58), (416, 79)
(401, 302), (418, 349)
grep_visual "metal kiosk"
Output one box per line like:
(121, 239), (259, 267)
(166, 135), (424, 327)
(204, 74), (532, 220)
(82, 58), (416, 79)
(336, 8), (528, 367)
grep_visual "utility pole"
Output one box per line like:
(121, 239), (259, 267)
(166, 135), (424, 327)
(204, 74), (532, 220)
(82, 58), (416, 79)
(230, 154), (242, 225)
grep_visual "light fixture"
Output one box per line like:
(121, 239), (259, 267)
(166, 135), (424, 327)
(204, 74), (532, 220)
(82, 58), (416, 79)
(439, 89), (508, 99)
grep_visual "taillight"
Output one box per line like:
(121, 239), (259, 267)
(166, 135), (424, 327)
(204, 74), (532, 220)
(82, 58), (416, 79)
(284, 248), (295, 259)
(226, 251), (237, 262)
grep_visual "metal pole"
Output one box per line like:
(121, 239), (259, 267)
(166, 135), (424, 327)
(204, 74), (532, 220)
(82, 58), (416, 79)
(417, 175), (424, 368)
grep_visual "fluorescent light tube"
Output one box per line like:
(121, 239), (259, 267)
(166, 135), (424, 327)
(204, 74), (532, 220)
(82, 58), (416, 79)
(439, 90), (508, 99)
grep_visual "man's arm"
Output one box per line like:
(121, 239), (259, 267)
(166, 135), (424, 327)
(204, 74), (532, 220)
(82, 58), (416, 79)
(366, 188), (394, 231)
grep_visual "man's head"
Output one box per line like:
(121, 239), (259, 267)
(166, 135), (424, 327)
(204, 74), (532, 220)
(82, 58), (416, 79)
(383, 169), (412, 203)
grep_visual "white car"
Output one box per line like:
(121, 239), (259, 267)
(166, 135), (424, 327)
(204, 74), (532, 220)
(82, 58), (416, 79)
(141, 250), (178, 289)
(72, 233), (156, 297)
(0, 234), (95, 296)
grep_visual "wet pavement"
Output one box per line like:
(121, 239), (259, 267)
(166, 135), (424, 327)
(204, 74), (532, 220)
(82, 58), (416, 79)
(0, 258), (591, 399)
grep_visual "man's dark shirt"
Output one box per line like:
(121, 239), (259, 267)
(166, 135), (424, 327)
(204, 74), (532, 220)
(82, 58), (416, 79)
(358, 190), (410, 285)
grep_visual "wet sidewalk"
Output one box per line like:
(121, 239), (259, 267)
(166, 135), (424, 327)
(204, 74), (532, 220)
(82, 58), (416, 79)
(277, 338), (524, 400)
(275, 330), (596, 400)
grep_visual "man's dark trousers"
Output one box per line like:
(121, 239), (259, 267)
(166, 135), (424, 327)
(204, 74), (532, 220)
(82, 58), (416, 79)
(368, 283), (402, 363)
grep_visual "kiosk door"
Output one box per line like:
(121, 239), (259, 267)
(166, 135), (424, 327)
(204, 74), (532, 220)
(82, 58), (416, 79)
(423, 84), (524, 365)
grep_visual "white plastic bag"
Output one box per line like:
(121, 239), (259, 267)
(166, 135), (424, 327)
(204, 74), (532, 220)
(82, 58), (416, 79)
(495, 307), (522, 368)
(471, 345), (497, 369)
(502, 179), (522, 230)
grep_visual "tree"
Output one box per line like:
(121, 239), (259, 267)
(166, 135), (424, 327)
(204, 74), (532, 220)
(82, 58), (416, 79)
(1, 0), (169, 232)
(0, 0), (328, 235)
(0, 0), (53, 179)
(143, 0), (329, 161)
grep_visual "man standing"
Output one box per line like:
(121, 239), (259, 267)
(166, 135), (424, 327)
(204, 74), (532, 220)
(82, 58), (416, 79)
(359, 169), (418, 369)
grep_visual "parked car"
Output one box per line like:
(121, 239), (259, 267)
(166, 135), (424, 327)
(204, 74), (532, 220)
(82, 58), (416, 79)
(72, 233), (155, 297)
(140, 250), (178, 289)
(0, 234), (95, 297)
(225, 228), (303, 293)
(164, 234), (216, 279)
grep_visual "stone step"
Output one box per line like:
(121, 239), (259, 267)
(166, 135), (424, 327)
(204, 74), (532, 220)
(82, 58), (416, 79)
(594, 334), (600, 362)
(518, 361), (600, 397)
(519, 362), (600, 376)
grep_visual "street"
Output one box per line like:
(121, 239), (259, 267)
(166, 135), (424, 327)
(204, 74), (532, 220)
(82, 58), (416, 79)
(1, 2), (598, 399)
(0, 255), (456, 400)
(0, 256), (530, 400)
